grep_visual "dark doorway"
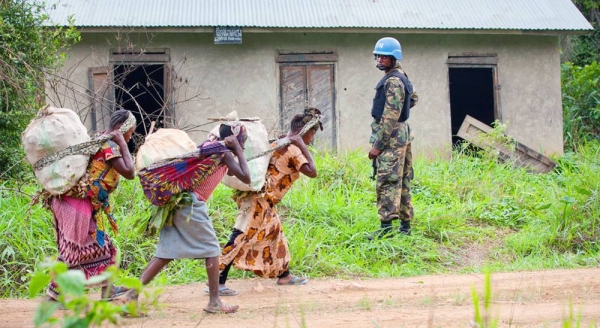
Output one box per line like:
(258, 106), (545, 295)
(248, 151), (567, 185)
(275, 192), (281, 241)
(114, 64), (165, 153)
(449, 67), (496, 145)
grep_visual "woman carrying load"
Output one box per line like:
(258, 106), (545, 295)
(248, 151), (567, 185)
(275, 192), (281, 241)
(217, 108), (322, 296)
(45, 109), (136, 302)
(114, 123), (251, 314)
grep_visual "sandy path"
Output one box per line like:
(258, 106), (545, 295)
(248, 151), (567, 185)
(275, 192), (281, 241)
(1, 268), (599, 327)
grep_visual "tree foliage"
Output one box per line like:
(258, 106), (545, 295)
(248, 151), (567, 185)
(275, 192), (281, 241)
(0, 0), (79, 179)
(562, 0), (600, 65)
(562, 61), (600, 149)
(560, 1), (600, 150)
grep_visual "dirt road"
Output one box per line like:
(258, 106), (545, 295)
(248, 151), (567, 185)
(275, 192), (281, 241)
(1, 268), (599, 327)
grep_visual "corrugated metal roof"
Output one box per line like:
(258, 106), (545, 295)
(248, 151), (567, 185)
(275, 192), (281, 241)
(45, 0), (593, 32)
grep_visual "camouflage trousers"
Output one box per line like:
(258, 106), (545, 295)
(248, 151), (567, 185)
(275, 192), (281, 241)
(376, 142), (413, 223)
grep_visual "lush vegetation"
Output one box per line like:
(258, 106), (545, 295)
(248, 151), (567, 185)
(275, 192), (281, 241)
(1, 142), (599, 299)
(561, 0), (599, 66)
(0, 0), (79, 180)
(28, 263), (148, 327)
(562, 61), (600, 150)
(0, 5), (599, 327)
(560, 0), (600, 151)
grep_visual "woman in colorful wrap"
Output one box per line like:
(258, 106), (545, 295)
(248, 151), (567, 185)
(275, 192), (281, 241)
(114, 123), (251, 314)
(45, 109), (136, 302)
(217, 108), (322, 296)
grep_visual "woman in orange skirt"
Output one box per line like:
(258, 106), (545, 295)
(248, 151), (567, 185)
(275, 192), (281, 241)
(217, 108), (322, 296)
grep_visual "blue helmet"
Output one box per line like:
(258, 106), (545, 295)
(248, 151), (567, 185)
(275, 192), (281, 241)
(373, 37), (402, 60)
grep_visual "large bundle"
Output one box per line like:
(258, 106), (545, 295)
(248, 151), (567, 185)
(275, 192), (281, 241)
(21, 106), (91, 195)
(212, 120), (271, 191)
(135, 128), (197, 171)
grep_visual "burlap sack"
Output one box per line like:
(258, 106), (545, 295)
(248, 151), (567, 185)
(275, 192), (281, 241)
(212, 120), (271, 191)
(21, 106), (91, 195)
(135, 128), (197, 171)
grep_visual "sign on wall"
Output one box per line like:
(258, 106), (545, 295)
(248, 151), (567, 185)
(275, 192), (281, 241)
(214, 26), (242, 44)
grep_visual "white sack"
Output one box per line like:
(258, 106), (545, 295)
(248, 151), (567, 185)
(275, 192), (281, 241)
(21, 106), (91, 195)
(212, 120), (271, 191)
(135, 128), (197, 171)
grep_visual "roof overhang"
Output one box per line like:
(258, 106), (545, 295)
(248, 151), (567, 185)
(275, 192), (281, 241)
(72, 26), (593, 36)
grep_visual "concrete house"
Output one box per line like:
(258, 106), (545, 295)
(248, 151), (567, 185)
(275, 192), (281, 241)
(46, 0), (592, 157)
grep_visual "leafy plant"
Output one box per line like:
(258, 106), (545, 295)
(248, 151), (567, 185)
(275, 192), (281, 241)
(561, 0), (599, 66)
(561, 300), (584, 328)
(133, 192), (193, 235)
(471, 270), (497, 328)
(28, 262), (150, 327)
(0, 0), (80, 179)
(562, 61), (600, 150)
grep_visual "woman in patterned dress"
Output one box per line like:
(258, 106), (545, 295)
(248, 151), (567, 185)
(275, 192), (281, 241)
(217, 108), (322, 295)
(45, 109), (136, 302)
(114, 123), (251, 314)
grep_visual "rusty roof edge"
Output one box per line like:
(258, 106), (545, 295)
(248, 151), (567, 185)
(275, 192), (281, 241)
(71, 26), (593, 36)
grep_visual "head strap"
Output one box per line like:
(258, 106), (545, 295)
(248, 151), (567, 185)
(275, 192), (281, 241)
(120, 111), (136, 133)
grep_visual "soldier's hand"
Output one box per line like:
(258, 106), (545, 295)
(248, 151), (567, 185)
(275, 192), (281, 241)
(368, 147), (381, 160)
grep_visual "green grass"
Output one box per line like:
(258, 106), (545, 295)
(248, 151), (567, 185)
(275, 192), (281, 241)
(1, 141), (599, 298)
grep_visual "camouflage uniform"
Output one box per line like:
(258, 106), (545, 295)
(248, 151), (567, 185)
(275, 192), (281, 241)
(370, 65), (418, 224)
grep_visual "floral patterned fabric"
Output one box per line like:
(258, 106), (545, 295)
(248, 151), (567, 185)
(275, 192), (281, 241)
(87, 140), (122, 246)
(46, 140), (122, 299)
(138, 125), (247, 207)
(138, 151), (224, 207)
(47, 195), (116, 300)
(219, 144), (308, 278)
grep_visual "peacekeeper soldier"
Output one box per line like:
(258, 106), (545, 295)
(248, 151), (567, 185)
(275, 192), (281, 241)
(367, 37), (419, 240)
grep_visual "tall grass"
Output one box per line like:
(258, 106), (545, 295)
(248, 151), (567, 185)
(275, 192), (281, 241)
(1, 141), (599, 298)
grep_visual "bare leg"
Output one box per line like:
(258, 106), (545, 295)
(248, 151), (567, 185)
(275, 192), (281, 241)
(205, 257), (238, 313)
(206, 257), (222, 308)
(112, 257), (171, 305)
(141, 257), (172, 285)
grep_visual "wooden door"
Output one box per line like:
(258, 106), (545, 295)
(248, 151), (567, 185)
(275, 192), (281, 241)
(279, 63), (336, 150)
(88, 66), (112, 133)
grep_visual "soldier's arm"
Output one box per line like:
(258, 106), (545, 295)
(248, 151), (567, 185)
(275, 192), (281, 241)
(373, 78), (404, 150)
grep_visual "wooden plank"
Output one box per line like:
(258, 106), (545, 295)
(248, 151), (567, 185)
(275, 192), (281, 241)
(457, 115), (556, 173)
(88, 66), (112, 133)
(307, 64), (336, 150)
(279, 65), (307, 134)
(110, 49), (170, 64)
(447, 55), (498, 65)
(276, 53), (338, 63)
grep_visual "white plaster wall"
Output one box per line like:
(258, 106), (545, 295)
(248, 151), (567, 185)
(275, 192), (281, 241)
(51, 31), (563, 157)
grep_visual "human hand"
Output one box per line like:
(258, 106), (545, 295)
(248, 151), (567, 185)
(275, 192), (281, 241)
(368, 147), (381, 160)
(289, 134), (304, 147)
(223, 136), (241, 151)
(109, 130), (125, 144)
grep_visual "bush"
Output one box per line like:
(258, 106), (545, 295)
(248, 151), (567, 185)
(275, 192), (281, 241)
(0, 0), (79, 179)
(561, 61), (600, 150)
(561, 0), (600, 66)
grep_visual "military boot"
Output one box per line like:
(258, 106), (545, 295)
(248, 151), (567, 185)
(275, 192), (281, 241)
(399, 220), (411, 236)
(366, 222), (394, 240)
